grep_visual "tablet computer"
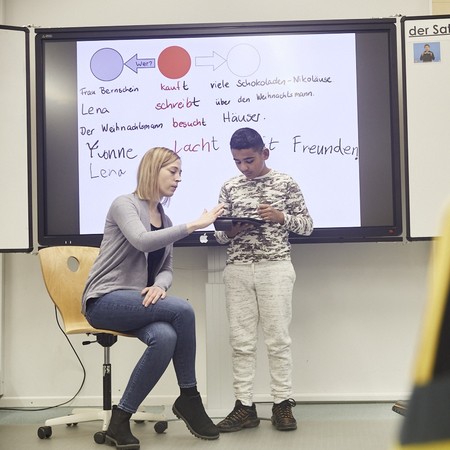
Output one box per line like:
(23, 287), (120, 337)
(214, 216), (265, 231)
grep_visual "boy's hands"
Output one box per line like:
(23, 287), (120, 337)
(258, 203), (285, 224)
(225, 202), (285, 238)
(226, 221), (254, 238)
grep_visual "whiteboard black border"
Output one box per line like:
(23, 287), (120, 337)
(401, 14), (450, 241)
(0, 25), (33, 253)
(35, 18), (403, 247)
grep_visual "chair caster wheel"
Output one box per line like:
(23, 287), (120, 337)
(154, 420), (168, 433)
(37, 426), (52, 439)
(94, 431), (106, 444)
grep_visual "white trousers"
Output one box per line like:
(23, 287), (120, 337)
(223, 260), (296, 405)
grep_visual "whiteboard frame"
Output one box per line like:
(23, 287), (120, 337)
(402, 15), (450, 240)
(0, 25), (32, 252)
(35, 19), (403, 246)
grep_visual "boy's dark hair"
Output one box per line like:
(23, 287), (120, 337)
(230, 127), (265, 151)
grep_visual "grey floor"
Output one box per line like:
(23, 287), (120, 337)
(0, 402), (403, 450)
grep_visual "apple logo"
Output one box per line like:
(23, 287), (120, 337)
(199, 233), (208, 244)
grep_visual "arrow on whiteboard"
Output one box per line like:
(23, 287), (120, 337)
(195, 51), (227, 71)
(125, 54), (156, 73)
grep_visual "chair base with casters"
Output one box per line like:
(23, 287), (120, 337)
(37, 332), (168, 441)
(36, 245), (169, 443)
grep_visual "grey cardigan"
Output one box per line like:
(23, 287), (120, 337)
(81, 193), (189, 314)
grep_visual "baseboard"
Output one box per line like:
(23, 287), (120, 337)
(0, 391), (411, 409)
(252, 392), (411, 403)
(0, 395), (177, 408)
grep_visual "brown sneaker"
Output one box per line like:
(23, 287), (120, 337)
(216, 400), (260, 432)
(271, 399), (297, 431)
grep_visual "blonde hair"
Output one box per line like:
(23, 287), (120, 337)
(134, 147), (180, 203)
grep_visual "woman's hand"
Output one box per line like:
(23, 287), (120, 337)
(187, 203), (225, 233)
(141, 285), (166, 306)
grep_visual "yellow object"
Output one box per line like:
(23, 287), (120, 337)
(393, 206), (450, 449)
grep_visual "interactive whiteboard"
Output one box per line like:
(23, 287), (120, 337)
(36, 19), (401, 246)
(76, 33), (360, 233)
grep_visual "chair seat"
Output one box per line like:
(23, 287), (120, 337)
(65, 322), (131, 337)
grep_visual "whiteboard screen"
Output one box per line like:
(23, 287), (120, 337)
(0, 26), (32, 252)
(36, 19), (402, 246)
(402, 15), (450, 239)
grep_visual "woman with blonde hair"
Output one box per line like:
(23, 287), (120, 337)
(82, 147), (224, 449)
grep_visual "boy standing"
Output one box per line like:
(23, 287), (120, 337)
(215, 127), (313, 432)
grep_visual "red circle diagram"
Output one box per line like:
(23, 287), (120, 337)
(158, 46), (191, 79)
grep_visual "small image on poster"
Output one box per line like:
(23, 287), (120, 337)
(413, 41), (441, 63)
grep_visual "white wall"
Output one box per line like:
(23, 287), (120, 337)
(0, 0), (434, 412)
(2, 0), (431, 28)
(205, 242), (432, 413)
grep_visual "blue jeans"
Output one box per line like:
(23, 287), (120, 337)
(85, 290), (197, 413)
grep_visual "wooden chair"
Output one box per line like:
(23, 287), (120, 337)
(37, 245), (167, 443)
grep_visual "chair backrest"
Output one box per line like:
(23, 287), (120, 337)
(39, 245), (101, 335)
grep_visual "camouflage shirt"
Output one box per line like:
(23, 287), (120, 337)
(215, 169), (313, 264)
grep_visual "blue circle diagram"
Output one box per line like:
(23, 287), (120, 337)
(90, 48), (124, 81)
